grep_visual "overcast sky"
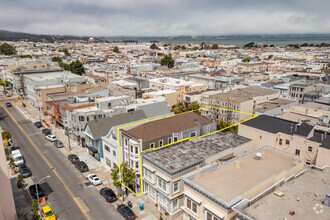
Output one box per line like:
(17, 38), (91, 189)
(0, 0), (329, 36)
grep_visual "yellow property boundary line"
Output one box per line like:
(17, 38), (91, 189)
(117, 106), (258, 196)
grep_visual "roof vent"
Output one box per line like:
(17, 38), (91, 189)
(206, 142), (211, 152)
(254, 152), (262, 160)
(323, 194), (330, 207)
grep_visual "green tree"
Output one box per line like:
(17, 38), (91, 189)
(160, 54), (175, 68)
(192, 46), (199, 50)
(173, 45), (181, 50)
(217, 120), (238, 134)
(59, 48), (71, 56)
(243, 42), (255, 48)
(211, 44), (219, 49)
(150, 43), (159, 50)
(191, 103), (200, 114)
(255, 56), (260, 60)
(181, 45), (186, 50)
(270, 44), (275, 47)
(0, 43), (16, 55)
(31, 199), (39, 220)
(242, 58), (250, 62)
(17, 175), (25, 190)
(69, 60), (85, 76)
(157, 52), (164, 56)
(268, 54), (274, 59)
(20, 55), (32, 58)
(2, 131), (11, 140)
(113, 46), (120, 53)
(172, 102), (185, 114)
(9, 158), (15, 170)
(185, 54), (190, 58)
(51, 57), (62, 62)
(110, 163), (121, 189)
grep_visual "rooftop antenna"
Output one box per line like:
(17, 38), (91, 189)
(179, 148), (189, 163)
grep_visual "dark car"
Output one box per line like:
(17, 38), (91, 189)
(117, 204), (136, 220)
(29, 184), (46, 199)
(100, 188), (117, 203)
(6, 102), (12, 107)
(19, 164), (32, 178)
(68, 154), (80, 164)
(9, 146), (18, 153)
(34, 121), (43, 128)
(54, 140), (64, 148)
(42, 129), (51, 136)
(75, 161), (89, 172)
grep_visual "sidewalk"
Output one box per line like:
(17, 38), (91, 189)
(15, 101), (170, 220)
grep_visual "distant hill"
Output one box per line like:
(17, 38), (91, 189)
(0, 30), (103, 42)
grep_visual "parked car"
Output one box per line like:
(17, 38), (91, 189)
(42, 129), (51, 136)
(40, 205), (56, 220)
(19, 164), (32, 178)
(87, 174), (102, 186)
(54, 141), (64, 148)
(34, 121), (43, 128)
(6, 93), (12, 97)
(6, 102), (12, 107)
(75, 161), (89, 172)
(45, 135), (57, 142)
(100, 187), (117, 203)
(117, 204), (136, 220)
(68, 154), (79, 164)
(29, 184), (46, 199)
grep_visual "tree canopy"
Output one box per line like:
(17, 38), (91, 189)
(211, 44), (219, 49)
(113, 46), (120, 53)
(0, 43), (16, 55)
(110, 162), (136, 189)
(59, 48), (71, 56)
(52, 57), (85, 75)
(217, 120), (238, 134)
(161, 54), (175, 68)
(242, 58), (250, 62)
(150, 43), (159, 50)
(243, 42), (256, 48)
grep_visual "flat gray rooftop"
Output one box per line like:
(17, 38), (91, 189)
(142, 132), (251, 175)
(245, 167), (330, 220)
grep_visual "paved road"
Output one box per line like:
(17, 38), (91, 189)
(0, 99), (123, 220)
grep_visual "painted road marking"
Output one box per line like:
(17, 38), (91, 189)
(1, 104), (90, 219)
(117, 105), (259, 196)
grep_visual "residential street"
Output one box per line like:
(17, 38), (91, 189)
(0, 99), (123, 220)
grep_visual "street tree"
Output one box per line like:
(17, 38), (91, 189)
(17, 175), (25, 190)
(69, 60), (85, 75)
(191, 102), (200, 114)
(242, 58), (250, 62)
(217, 120), (238, 134)
(31, 199), (39, 220)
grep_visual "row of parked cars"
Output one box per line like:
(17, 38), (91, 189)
(34, 122), (64, 148)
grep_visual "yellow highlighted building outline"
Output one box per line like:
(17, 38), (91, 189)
(117, 106), (258, 196)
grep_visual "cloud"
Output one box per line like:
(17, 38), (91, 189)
(0, 0), (329, 36)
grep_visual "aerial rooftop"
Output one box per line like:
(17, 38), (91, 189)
(142, 132), (251, 175)
(182, 146), (300, 207)
(244, 167), (330, 220)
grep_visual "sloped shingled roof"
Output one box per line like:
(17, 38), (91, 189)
(122, 112), (213, 141)
(86, 110), (146, 140)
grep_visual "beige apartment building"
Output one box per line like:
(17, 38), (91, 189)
(201, 87), (279, 124)
(149, 77), (206, 103)
(289, 83), (316, 103)
(238, 115), (330, 167)
(141, 132), (252, 218)
(142, 90), (180, 106)
(181, 146), (304, 220)
(35, 83), (91, 114)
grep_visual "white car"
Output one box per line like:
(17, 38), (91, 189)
(87, 174), (102, 186)
(45, 135), (57, 142)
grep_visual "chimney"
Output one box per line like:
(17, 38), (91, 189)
(236, 156), (241, 168)
(206, 142), (211, 152)
(325, 132), (327, 140)
(290, 124), (293, 133)
(196, 166), (200, 178)
(321, 134), (324, 141)
(294, 124), (298, 132)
